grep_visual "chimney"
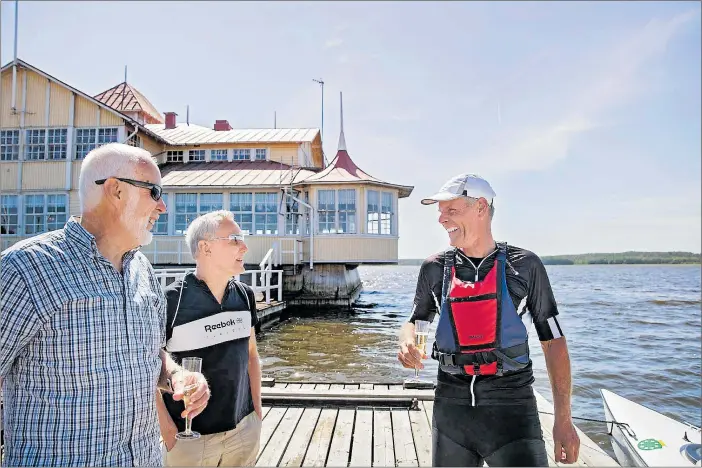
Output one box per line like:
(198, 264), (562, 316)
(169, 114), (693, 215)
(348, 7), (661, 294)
(164, 112), (177, 130)
(214, 119), (232, 131)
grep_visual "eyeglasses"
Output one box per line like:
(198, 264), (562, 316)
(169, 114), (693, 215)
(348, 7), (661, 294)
(209, 234), (246, 245)
(95, 177), (163, 201)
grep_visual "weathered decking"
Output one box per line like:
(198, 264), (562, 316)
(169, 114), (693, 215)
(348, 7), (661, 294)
(259, 382), (618, 467)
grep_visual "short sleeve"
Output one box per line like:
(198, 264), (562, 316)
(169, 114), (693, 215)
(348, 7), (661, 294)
(408, 258), (442, 324)
(525, 256), (564, 341)
(0, 258), (44, 377)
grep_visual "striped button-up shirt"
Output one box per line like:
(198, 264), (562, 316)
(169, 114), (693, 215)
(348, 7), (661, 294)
(0, 217), (166, 467)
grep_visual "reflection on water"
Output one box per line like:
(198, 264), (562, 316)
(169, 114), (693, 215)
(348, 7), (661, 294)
(257, 264), (701, 455)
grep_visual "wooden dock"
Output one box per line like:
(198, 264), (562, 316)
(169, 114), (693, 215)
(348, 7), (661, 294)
(259, 381), (619, 467)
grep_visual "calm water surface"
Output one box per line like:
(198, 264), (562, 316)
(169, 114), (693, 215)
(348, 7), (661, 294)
(257, 264), (701, 454)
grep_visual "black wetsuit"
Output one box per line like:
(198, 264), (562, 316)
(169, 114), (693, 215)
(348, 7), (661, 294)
(409, 244), (565, 466)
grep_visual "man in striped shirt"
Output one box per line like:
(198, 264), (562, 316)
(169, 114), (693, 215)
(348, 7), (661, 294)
(0, 143), (210, 467)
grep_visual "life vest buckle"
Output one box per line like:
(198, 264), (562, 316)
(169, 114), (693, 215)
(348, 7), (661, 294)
(439, 353), (455, 367)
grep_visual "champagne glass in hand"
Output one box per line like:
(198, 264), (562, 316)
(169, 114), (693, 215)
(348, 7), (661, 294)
(175, 357), (202, 441)
(413, 320), (429, 378)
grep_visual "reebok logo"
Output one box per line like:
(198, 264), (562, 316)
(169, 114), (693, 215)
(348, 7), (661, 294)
(204, 317), (243, 332)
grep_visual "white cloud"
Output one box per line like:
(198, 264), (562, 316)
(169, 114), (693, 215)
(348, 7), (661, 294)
(325, 38), (344, 49)
(478, 8), (700, 173)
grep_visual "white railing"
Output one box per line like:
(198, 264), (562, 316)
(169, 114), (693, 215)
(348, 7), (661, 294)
(154, 265), (283, 304)
(277, 237), (303, 267)
(258, 245), (283, 303)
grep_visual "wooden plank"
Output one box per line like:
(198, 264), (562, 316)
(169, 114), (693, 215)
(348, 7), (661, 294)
(303, 408), (338, 467)
(408, 406), (433, 467)
(326, 409), (355, 467)
(359, 383), (373, 390)
(287, 383), (302, 389)
(374, 384), (389, 390)
(257, 407), (287, 461)
(257, 407), (304, 467)
(300, 383), (316, 390)
(388, 384), (404, 391)
(373, 409), (395, 467)
(350, 409), (373, 467)
(261, 406), (271, 419)
(315, 383), (331, 390)
(262, 387), (434, 401)
(279, 408), (322, 467)
(329, 383), (345, 390)
(421, 400), (434, 427)
(392, 409), (419, 467)
(344, 384), (359, 390)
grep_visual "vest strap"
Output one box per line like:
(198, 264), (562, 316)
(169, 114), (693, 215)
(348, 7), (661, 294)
(432, 342), (529, 367)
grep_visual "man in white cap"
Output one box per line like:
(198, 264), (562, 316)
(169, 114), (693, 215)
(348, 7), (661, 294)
(397, 174), (580, 466)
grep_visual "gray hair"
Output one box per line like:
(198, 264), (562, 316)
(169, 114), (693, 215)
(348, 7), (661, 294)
(185, 210), (236, 258)
(465, 196), (495, 219)
(78, 143), (157, 212)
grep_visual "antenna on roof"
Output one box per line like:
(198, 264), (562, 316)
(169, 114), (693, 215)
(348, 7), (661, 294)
(120, 65), (127, 112)
(11, 0), (19, 112)
(313, 78), (328, 166)
(274, 111), (277, 129)
(338, 91), (347, 151)
(186, 105), (190, 126)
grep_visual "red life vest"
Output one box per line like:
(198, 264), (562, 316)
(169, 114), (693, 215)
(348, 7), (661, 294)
(432, 244), (530, 376)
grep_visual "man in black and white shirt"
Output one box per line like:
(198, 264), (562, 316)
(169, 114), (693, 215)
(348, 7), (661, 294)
(157, 211), (262, 467)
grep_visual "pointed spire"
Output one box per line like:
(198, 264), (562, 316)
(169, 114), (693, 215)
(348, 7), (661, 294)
(338, 91), (347, 151)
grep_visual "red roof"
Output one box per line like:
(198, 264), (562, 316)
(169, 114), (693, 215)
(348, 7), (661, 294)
(94, 82), (164, 124)
(160, 161), (317, 188)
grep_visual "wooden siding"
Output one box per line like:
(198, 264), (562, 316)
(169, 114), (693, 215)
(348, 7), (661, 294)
(22, 161), (66, 190)
(270, 145), (298, 166)
(74, 95), (98, 127)
(48, 81), (73, 127)
(0, 68), (23, 128)
(309, 235), (398, 263)
(71, 163), (82, 192)
(69, 189), (80, 215)
(311, 132), (323, 167)
(24, 70), (47, 127)
(0, 163), (19, 190)
(100, 108), (123, 127)
(141, 134), (165, 157)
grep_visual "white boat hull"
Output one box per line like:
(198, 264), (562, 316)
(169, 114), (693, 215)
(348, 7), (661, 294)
(601, 389), (701, 467)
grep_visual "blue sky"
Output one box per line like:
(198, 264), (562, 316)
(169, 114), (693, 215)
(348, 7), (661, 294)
(2, 1), (700, 258)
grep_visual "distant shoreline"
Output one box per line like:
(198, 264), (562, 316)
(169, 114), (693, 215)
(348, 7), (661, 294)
(398, 251), (701, 266)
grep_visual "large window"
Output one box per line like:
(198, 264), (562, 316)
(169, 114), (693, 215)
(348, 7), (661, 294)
(317, 190), (336, 234)
(255, 149), (267, 161)
(25, 129), (46, 160)
(1, 130), (20, 161)
(317, 189), (356, 234)
(284, 191), (303, 235)
(230, 193), (253, 234)
(23, 194), (67, 235)
(233, 149), (250, 161)
(75, 127), (119, 159)
(153, 193), (169, 235)
(174, 193), (223, 234)
(167, 150), (184, 163)
(230, 192), (278, 235)
(210, 149), (228, 161)
(367, 190), (394, 235)
(47, 129), (68, 160)
(0, 195), (19, 234)
(189, 150), (205, 162)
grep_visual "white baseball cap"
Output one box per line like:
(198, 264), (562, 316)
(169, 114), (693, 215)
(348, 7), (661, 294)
(421, 173), (496, 205)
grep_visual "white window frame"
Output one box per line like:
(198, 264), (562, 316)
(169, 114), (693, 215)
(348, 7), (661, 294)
(232, 149), (251, 161)
(189, 149), (205, 162)
(75, 126), (119, 160)
(317, 188), (357, 234)
(167, 150), (184, 163)
(22, 192), (68, 235)
(0, 129), (20, 161)
(0, 193), (20, 235)
(255, 148), (267, 161)
(229, 191), (279, 235)
(210, 149), (228, 161)
(367, 189), (395, 236)
(173, 193), (224, 234)
(153, 193), (169, 235)
(317, 189), (336, 234)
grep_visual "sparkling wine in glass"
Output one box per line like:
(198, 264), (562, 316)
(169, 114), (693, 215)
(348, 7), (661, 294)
(414, 320), (430, 379)
(175, 357), (202, 441)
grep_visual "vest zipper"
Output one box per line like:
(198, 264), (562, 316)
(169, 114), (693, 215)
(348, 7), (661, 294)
(470, 375), (477, 407)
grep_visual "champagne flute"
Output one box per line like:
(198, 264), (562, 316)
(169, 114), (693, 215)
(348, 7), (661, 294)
(175, 357), (202, 441)
(414, 320), (430, 379)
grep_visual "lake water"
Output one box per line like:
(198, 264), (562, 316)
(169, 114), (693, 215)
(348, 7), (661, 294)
(257, 264), (702, 455)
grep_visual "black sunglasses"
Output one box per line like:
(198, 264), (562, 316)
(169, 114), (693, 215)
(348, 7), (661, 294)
(95, 177), (163, 201)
